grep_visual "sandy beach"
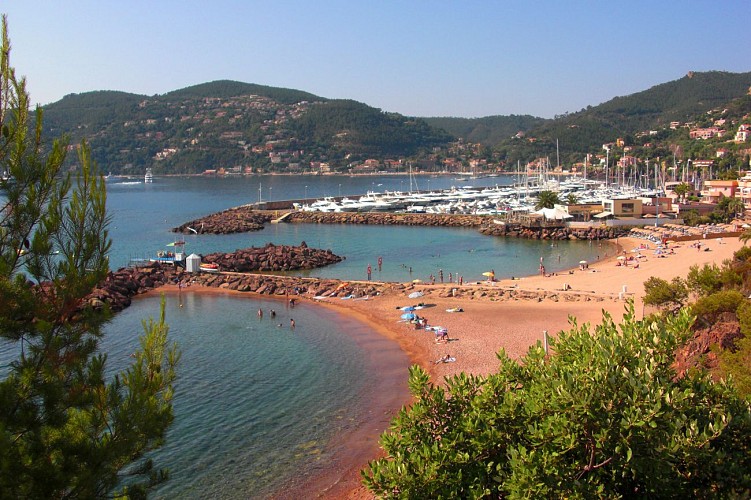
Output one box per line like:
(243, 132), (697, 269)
(153, 234), (744, 498)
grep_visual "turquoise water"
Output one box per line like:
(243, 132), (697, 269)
(102, 294), (385, 498)
(3, 174), (607, 497)
(107, 174), (604, 281)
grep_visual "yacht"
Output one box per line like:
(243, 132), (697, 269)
(144, 168), (154, 183)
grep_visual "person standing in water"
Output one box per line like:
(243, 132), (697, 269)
(290, 318), (296, 329)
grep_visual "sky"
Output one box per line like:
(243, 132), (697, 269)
(3, 1), (750, 119)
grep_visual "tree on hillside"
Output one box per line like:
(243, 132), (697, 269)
(362, 304), (751, 498)
(0, 16), (178, 497)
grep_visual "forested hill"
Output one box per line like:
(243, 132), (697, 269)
(423, 115), (548, 146)
(429, 71), (751, 148)
(40, 72), (751, 175)
(41, 80), (453, 175)
(493, 71), (751, 165)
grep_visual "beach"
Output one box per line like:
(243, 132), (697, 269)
(153, 234), (743, 498)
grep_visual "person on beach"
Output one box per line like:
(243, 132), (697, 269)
(289, 298), (295, 308)
(439, 269), (443, 283)
(257, 308), (263, 318)
(435, 354), (453, 364)
(378, 256), (382, 271)
(367, 264), (372, 280)
(290, 318), (295, 329)
(271, 310), (276, 318)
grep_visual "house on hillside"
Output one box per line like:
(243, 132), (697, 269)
(735, 124), (750, 143)
(701, 180), (737, 203)
(689, 127), (725, 140)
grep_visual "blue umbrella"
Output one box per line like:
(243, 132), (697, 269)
(401, 312), (415, 320)
(401, 306), (416, 312)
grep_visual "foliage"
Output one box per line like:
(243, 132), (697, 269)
(710, 195), (745, 224)
(423, 114), (547, 146)
(691, 290), (747, 326)
(41, 86), (454, 174)
(0, 17), (178, 497)
(363, 304), (751, 497)
(163, 79), (323, 104)
(672, 182), (691, 203)
(685, 263), (741, 297)
(535, 190), (561, 210)
(643, 276), (688, 312)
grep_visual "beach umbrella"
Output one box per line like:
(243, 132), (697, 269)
(482, 271), (494, 277)
(579, 260), (587, 264)
(401, 312), (415, 320)
(617, 256), (626, 260)
(408, 291), (424, 299)
(412, 279), (422, 283)
(401, 306), (415, 311)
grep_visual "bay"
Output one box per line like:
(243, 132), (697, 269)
(3, 173), (607, 497)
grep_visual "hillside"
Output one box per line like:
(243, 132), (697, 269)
(494, 71), (751, 166)
(423, 115), (548, 145)
(39, 72), (751, 176)
(41, 80), (453, 175)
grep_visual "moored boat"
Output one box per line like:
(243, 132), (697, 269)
(199, 262), (220, 273)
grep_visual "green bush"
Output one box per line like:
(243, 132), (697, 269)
(691, 290), (746, 324)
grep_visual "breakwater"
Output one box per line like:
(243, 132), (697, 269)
(173, 208), (628, 240)
(201, 242), (343, 272)
(88, 262), (613, 315)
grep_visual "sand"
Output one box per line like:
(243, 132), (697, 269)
(150, 234), (744, 498)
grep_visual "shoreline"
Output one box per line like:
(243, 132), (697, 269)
(141, 234), (744, 498)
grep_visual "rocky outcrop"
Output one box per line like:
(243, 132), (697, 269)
(201, 242), (343, 272)
(673, 312), (743, 377)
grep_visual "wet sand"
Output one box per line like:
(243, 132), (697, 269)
(150, 234), (744, 498)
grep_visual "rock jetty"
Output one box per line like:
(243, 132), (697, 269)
(172, 207), (628, 241)
(174, 206), (272, 234)
(478, 224), (628, 240)
(201, 242), (343, 272)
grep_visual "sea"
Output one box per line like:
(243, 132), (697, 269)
(2, 173), (606, 497)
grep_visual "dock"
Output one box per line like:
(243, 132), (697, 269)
(270, 212), (294, 224)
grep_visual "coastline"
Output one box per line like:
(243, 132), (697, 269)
(143, 234), (744, 498)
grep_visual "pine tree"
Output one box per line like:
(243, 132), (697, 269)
(0, 15), (178, 497)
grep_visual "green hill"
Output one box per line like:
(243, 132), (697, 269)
(41, 81), (453, 175)
(39, 72), (751, 175)
(494, 71), (751, 166)
(423, 115), (548, 145)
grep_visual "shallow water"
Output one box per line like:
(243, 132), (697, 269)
(102, 293), (383, 498)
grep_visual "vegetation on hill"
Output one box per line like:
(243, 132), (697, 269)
(292, 100), (453, 161)
(41, 83), (453, 175)
(163, 80), (324, 104)
(40, 71), (751, 177)
(423, 115), (547, 145)
(493, 71), (751, 168)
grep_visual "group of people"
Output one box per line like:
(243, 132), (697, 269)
(257, 307), (295, 329)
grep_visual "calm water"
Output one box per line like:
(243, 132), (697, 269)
(101, 294), (375, 498)
(3, 174), (606, 497)
(107, 174), (604, 281)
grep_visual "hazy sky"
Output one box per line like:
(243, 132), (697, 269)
(3, 1), (750, 118)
